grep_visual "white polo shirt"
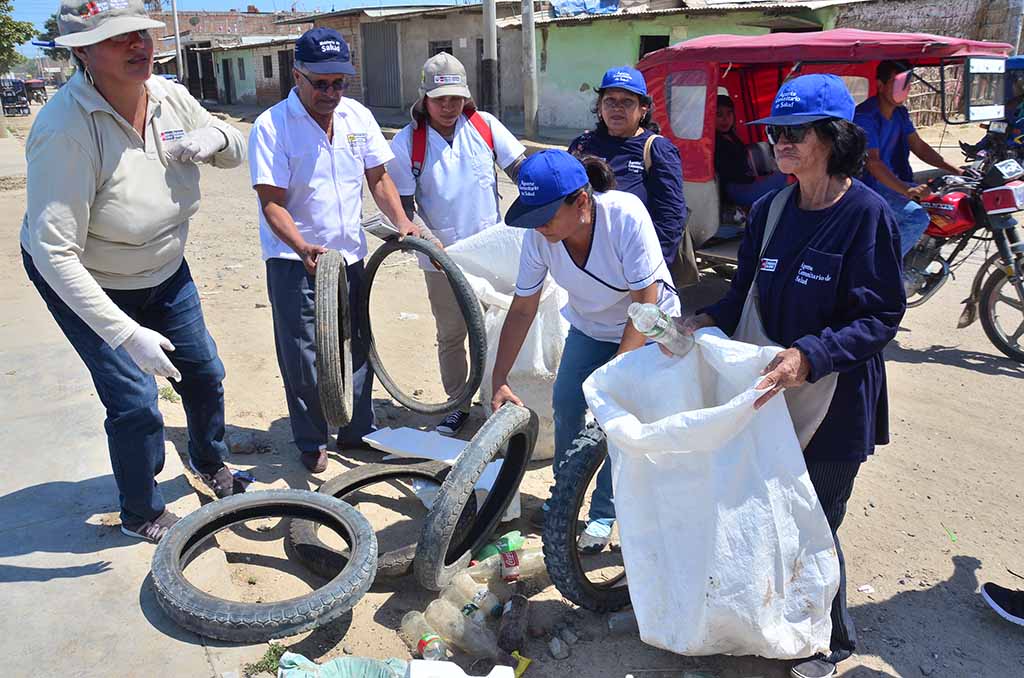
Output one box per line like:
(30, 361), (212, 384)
(387, 111), (525, 248)
(515, 190), (680, 343)
(249, 90), (394, 264)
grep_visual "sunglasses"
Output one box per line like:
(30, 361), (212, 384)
(297, 70), (349, 93)
(108, 30), (151, 44)
(766, 123), (814, 145)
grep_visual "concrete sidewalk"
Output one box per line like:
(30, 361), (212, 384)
(0, 135), (252, 677)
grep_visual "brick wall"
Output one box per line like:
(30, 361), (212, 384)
(150, 10), (310, 43)
(315, 15), (364, 103)
(251, 44), (296, 106)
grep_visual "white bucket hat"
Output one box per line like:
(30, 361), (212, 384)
(54, 0), (165, 48)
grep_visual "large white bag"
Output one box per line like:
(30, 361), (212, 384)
(582, 329), (840, 659)
(447, 227), (569, 460)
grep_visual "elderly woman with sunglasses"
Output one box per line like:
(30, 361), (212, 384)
(680, 75), (906, 678)
(21, 0), (246, 542)
(568, 66), (687, 267)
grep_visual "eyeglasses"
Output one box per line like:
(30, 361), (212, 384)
(766, 123), (814, 145)
(108, 30), (151, 44)
(297, 70), (349, 93)
(601, 96), (640, 112)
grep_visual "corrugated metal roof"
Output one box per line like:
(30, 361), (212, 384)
(496, 0), (867, 28)
(193, 36), (302, 53)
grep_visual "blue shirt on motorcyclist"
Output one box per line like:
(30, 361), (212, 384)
(854, 96), (916, 197)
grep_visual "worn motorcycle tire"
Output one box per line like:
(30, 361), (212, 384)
(979, 267), (1024, 363)
(151, 490), (377, 642)
(360, 235), (486, 416)
(286, 461), (478, 580)
(414, 404), (539, 591)
(543, 423), (630, 612)
(315, 249), (354, 429)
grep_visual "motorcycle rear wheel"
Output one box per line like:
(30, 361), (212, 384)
(979, 268), (1024, 363)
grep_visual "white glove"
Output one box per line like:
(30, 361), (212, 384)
(122, 326), (182, 382)
(166, 127), (227, 164)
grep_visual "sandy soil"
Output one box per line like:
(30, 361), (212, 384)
(3, 106), (1024, 678)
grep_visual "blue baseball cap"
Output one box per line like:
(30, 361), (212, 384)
(598, 66), (648, 97)
(295, 27), (356, 75)
(505, 150), (589, 229)
(750, 74), (855, 126)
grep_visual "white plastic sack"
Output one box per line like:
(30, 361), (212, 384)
(583, 329), (840, 659)
(447, 227), (569, 460)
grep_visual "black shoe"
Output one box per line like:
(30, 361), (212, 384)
(791, 658), (837, 678)
(982, 582), (1024, 626)
(301, 448), (328, 474)
(436, 410), (470, 436)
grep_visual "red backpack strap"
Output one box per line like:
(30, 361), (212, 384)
(411, 123), (427, 178)
(466, 111), (494, 153)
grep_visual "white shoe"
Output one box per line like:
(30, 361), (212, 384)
(577, 520), (612, 553)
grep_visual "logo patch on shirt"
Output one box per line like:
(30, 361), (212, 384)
(760, 258), (778, 272)
(795, 262), (833, 285)
(160, 129), (186, 142)
(346, 132), (367, 152)
(627, 160), (644, 173)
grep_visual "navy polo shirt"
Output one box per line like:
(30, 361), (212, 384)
(569, 129), (687, 264)
(701, 180), (906, 462)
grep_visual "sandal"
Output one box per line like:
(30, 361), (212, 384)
(121, 510), (180, 543)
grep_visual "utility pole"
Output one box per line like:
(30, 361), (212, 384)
(522, 0), (538, 138)
(480, 0), (498, 113)
(170, 0), (185, 83)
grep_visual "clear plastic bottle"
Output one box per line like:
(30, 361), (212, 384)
(400, 610), (448, 660)
(440, 572), (503, 624)
(474, 530), (526, 561)
(424, 598), (502, 659)
(628, 302), (694, 357)
(466, 548), (548, 587)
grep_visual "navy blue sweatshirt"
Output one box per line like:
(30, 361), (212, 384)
(569, 129), (687, 265)
(701, 180), (906, 462)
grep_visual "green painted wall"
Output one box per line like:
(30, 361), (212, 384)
(535, 8), (834, 129)
(214, 49), (258, 105)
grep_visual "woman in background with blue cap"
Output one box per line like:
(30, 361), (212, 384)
(569, 66), (687, 267)
(490, 150), (680, 552)
(680, 74), (906, 678)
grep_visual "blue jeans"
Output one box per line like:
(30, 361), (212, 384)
(266, 258), (375, 453)
(723, 172), (789, 208)
(882, 190), (931, 257)
(23, 250), (227, 525)
(552, 326), (619, 525)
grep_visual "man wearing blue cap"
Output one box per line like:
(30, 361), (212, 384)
(248, 27), (420, 473)
(683, 74), (905, 678)
(569, 66), (687, 269)
(491, 150), (680, 552)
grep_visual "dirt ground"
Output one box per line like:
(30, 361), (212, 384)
(3, 105), (1024, 678)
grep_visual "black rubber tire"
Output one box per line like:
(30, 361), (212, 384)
(414, 404), (539, 591)
(150, 490), (377, 642)
(286, 461), (478, 580)
(979, 267), (1024, 363)
(360, 235), (486, 415)
(315, 249), (354, 429)
(542, 423), (630, 612)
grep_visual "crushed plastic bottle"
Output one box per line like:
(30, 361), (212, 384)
(606, 609), (639, 636)
(467, 548), (548, 587)
(424, 599), (502, 660)
(474, 530), (526, 561)
(400, 610), (448, 661)
(440, 572), (503, 624)
(628, 302), (694, 357)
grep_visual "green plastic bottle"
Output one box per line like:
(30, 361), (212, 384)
(473, 530), (525, 561)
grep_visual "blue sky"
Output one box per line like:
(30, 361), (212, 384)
(14, 0), (462, 57)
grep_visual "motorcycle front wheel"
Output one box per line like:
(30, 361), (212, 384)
(979, 267), (1024, 362)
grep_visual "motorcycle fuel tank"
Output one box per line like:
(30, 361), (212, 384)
(922, 191), (976, 237)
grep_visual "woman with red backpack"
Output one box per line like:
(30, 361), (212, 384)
(388, 52), (526, 436)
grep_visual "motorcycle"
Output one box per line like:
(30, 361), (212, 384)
(906, 121), (1024, 362)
